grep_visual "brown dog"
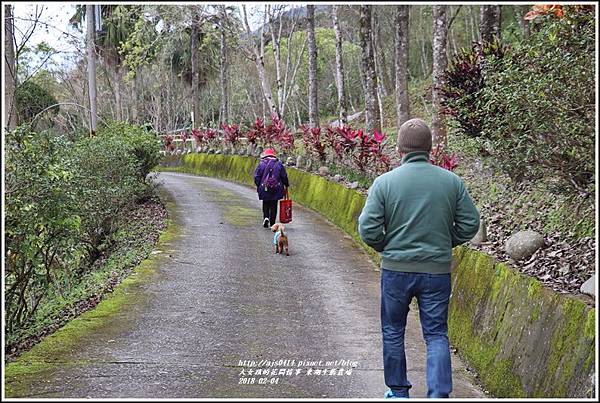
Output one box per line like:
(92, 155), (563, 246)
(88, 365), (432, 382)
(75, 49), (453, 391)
(271, 223), (289, 256)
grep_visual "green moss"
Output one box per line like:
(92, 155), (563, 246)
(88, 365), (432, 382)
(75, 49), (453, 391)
(202, 187), (235, 201)
(452, 245), (467, 262)
(452, 248), (594, 398)
(3, 359), (57, 397)
(4, 187), (182, 398)
(582, 347), (594, 374)
(539, 296), (590, 396)
(448, 302), (525, 397)
(530, 305), (542, 322)
(5, 277), (152, 397)
(487, 359), (525, 397)
(456, 252), (494, 301)
(490, 263), (510, 302)
(525, 279), (545, 321)
(449, 250), (526, 397)
(224, 206), (261, 227)
(527, 278), (543, 298)
(584, 309), (595, 340)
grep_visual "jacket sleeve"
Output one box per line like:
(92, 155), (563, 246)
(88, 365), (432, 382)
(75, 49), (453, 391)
(451, 179), (480, 247)
(254, 162), (264, 187)
(280, 163), (289, 187)
(358, 178), (386, 252)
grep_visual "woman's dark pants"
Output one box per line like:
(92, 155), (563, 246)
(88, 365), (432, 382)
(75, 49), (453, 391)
(262, 200), (278, 225)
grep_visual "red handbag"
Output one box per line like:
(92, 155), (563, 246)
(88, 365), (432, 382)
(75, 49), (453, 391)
(279, 189), (293, 224)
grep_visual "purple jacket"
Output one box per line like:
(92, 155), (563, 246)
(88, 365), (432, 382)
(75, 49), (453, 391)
(254, 157), (289, 201)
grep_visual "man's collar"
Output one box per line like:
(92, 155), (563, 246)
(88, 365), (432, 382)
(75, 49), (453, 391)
(401, 151), (430, 164)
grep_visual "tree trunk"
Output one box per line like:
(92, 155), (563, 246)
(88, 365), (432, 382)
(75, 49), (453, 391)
(418, 7), (429, 78)
(518, 5), (530, 38)
(268, 7), (284, 117)
(432, 5), (448, 147)
(155, 90), (162, 132)
(331, 5), (348, 126)
(295, 103), (302, 128)
(191, 10), (201, 127)
(359, 5), (381, 134)
(480, 5), (501, 43)
(115, 65), (124, 121)
(4, 5), (17, 130)
(376, 80), (385, 130)
(395, 5), (410, 129)
(447, 5), (463, 59)
(86, 5), (98, 134)
(372, 34), (386, 128)
(132, 67), (140, 123)
(420, 38), (428, 78)
(371, 11), (386, 126)
(469, 5), (479, 42)
(450, 28), (459, 58)
(373, 9), (391, 97)
(281, 23), (306, 118)
(219, 11), (229, 123)
(256, 50), (278, 118)
(242, 5), (278, 118)
(307, 5), (318, 128)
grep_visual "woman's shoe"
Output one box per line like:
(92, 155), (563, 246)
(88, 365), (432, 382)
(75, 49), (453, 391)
(263, 218), (270, 228)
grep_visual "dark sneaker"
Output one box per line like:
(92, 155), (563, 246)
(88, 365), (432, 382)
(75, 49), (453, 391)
(263, 218), (270, 228)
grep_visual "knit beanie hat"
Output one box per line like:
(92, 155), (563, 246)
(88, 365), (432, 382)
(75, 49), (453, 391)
(396, 118), (432, 154)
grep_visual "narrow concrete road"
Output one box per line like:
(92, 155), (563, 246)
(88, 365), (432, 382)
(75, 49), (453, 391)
(8, 172), (485, 398)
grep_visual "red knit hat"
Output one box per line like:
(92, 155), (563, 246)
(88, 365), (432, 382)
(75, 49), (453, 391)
(261, 148), (277, 158)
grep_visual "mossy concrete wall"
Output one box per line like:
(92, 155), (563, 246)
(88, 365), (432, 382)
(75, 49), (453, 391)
(450, 247), (595, 398)
(157, 153), (595, 398)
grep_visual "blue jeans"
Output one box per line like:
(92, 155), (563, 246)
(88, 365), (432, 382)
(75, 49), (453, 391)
(381, 269), (452, 398)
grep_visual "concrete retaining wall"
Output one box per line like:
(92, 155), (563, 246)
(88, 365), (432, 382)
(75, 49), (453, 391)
(157, 153), (596, 398)
(450, 247), (595, 397)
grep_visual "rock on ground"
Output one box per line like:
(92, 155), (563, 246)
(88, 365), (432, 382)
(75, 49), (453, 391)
(505, 230), (545, 261)
(471, 218), (487, 245)
(580, 275), (596, 297)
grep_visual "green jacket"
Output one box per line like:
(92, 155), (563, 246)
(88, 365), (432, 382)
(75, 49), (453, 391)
(358, 151), (480, 273)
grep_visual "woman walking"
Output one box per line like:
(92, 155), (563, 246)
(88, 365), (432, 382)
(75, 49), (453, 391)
(253, 148), (289, 228)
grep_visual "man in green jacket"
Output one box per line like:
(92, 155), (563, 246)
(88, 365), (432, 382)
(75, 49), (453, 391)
(358, 118), (480, 399)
